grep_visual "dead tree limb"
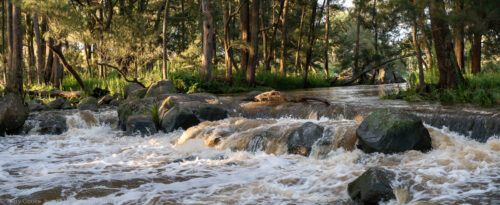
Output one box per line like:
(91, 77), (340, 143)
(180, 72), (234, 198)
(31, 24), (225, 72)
(97, 62), (146, 88)
(49, 45), (87, 91)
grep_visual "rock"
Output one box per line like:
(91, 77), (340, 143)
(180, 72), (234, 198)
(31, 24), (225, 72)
(26, 100), (46, 112)
(128, 88), (147, 99)
(90, 87), (110, 98)
(38, 114), (67, 135)
(126, 115), (157, 136)
(78, 97), (98, 111)
(145, 80), (175, 98)
(123, 83), (144, 99)
(255, 90), (291, 103)
(79, 110), (98, 127)
(117, 98), (157, 131)
(347, 167), (396, 205)
(61, 101), (74, 109)
(160, 105), (200, 133)
(78, 104), (98, 111)
(287, 122), (324, 156)
(245, 91), (263, 101)
(197, 105), (228, 121)
(374, 66), (406, 84)
(98, 95), (115, 105)
(356, 108), (432, 154)
(48, 98), (67, 109)
(0, 93), (29, 135)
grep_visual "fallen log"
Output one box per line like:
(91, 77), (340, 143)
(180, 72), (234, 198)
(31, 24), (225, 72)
(26, 90), (84, 98)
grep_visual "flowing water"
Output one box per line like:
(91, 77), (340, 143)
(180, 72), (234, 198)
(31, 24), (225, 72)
(1, 85), (499, 205)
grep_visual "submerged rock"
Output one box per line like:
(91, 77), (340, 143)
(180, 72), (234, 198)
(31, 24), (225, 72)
(0, 93), (29, 135)
(348, 167), (396, 205)
(126, 115), (157, 136)
(123, 83), (144, 99)
(145, 80), (175, 98)
(38, 114), (67, 135)
(287, 122), (324, 156)
(356, 108), (432, 154)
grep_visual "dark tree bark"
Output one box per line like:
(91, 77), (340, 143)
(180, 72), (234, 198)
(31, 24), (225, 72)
(410, 0), (425, 91)
(246, 0), (259, 85)
(44, 37), (54, 84)
(2, 0), (7, 85)
(264, 0), (285, 72)
(453, 1), (464, 73)
(84, 43), (92, 76)
(223, 0), (233, 83)
(239, 0), (249, 74)
(295, 7), (305, 74)
(25, 13), (35, 85)
(201, 0), (213, 82)
(471, 32), (481, 74)
(303, 0), (319, 88)
(323, 0), (330, 77)
(429, 0), (461, 89)
(162, 0), (170, 80)
(6, 1), (23, 95)
(33, 13), (43, 84)
(279, 0), (289, 76)
(51, 45), (63, 88)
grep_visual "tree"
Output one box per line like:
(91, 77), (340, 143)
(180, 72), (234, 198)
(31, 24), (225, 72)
(201, 0), (214, 82)
(5, 0), (23, 95)
(246, 0), (259, 85)
(162, 0), (170, 80)
(409, 0), (425, 91)
(303, 0), (319, 87)
(323, 0), (330, 77)
(33, 13), (43, 84)
(279, 0), (289, 76)
(239, 0), (249, 74)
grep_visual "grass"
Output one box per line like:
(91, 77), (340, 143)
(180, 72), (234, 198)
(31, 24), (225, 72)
(385, 70), (500, 107)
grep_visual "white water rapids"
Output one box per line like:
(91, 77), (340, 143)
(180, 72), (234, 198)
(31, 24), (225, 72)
(0, 108), (498, 205)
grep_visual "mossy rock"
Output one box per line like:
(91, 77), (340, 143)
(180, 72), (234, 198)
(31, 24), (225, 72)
(145, 80), (175, 98)
(348, 167), (396, 204)
(79, 97), (98, 106)
(128, 88), (147, 99)
(356, 108), (432, 154)
(117, 98), (157, 131)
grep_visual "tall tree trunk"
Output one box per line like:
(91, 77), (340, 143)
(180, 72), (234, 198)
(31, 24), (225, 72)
(201, 0), (213, 82)
(453, 1), (464, 73)
(354, 3), (362, 75)
(223, 0), (232, 83)
(264, 0), (285, 72)
(429, 0), (461, 89)
(162, 0), (170, 80)
(51, 45), (63, 88)
(25, 13), (35, 85)
(420, 22), (433, 70)
(33, 13), (43, 84)
(240, 0), (249, 74)
(2, 0), (7, 85)
(303, 0), (318, 88)
(471, 32), (481, 74)
(323, 0), (330, 77)
(49, 45), (86, 91)
(279, 0), (289, 76)
(180, 0), (186, 51)
(6, 1), (23, 95)
(372, 0), (377, 54)
(295, 7), (305, 74)
(410, 0), (425, 91)
(246, 0), (259, 85)
(44, 38), (54, 84)
(84, 43), (92, 76)
(260, 0), (267, 72)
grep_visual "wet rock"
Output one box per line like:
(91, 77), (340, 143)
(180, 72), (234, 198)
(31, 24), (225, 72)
(348, 167), (396, 205)
(38, 114), (67, 135)
(61, 101), (74, 109)
(98, 95), (115, 105)
(48, 98), (67, 109)
(197, 105), (228, 121)
(145, 80), (175, 98)
(356, 108), (432, 154)
(78, 97), (98, 111)
(160, 106), (200, 132)
(255, 90), (291, 103)
(90, 87), (110, 98)
(245, 91), (263, 101)
(126, 115), (157, 136)
(128, 88), (147, 99)
(123, 83), (144, 99)
(0, 93), (29, 135)
(117, 98), (157, 131)
(287, 122), (324, 156)
(248, 135), (266, 152)
(172, 155), (198, 163)
(26, 100), (46, 112)
(79, 110), (98, 126)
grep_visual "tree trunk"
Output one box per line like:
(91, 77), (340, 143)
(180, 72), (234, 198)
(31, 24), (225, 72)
(410, 0), (425, 91)
(303, 0), (318, 88)
(25, 13), (35, 85)
(429, 0), (460, 89)
(223, 0), (232, 83)
(354, 3), (362, 75)
(471, 32), (481, 74)
(453, 2), (464, 73)
(44, 38), (54, 84)
(323, 0), (330, 77)
(420, 22), (433, 70)
(240, 0), (249, 74)
(162, 0), (170, 80)
(49, 45), (86, 91)
(201, 0), (213, 82)
(295, 7), (305, 74)
(264, 0), (285, 72)
(246, 0), (259, 85)
(1, 0), (6, 85)
(372, 0), (377, 54)
(279, 0), (289, 76)
(84, 44), (92, 76)
(51, 45), (63, 88)
(33, 13), (44, 84)
(180, 0), (186, 51)
(6, 1), (23, 95)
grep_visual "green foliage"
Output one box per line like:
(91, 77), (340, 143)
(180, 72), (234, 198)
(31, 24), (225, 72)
(149, 103), (161, 129)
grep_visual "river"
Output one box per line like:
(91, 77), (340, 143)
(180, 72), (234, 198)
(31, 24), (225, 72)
(1, 84), (499, 204)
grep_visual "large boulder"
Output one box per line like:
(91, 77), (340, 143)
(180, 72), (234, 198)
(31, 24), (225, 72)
(128, 88), (147, 99)
(48, 98), (67, 109)
(78, 97), (98, 111)
(145, 80), (175, 98)
(38, 114), (68, 135)
(0, 93), (29, 135)
(348, 167), (396, 205)
(356, 108), (432, 154)
(117, 97), (157, 131)
(287, 122), (324, 156)
(126, 115), (157, 136)
(160, 105), (200, 133)
(26, 100), (47, 112)
(123, 83), (144, 99)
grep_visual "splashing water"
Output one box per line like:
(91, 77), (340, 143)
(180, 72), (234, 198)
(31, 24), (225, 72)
(0, 109), (499, 205)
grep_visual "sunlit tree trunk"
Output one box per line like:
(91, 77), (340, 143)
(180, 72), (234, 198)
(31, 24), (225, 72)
(2, 0), (7, 85)
(240, 0), (249, 74)
(162, 0), (170, 80)
(201, 0), (213, 82)
(323, 0), (330, 77)
(420, 22), (433, 71)
(44, 37), (54, 84)
(33, 13), (44, 84)
(295, 7), (305, 74)
(303, 0), (318, 88)
(223, 0), (232, 83)
(25, 13), (35, 85)
(246, 0), (259, 85)
(410, 0), (425, 91)
(453, 1), (464, 73)
(279, 0), (289, 76)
